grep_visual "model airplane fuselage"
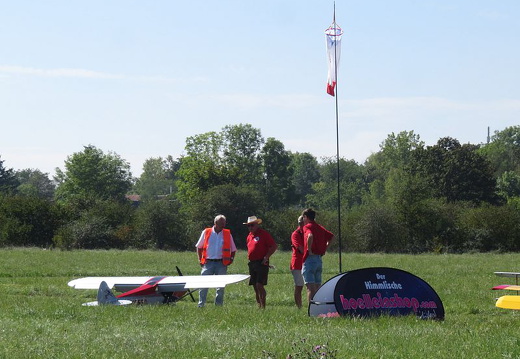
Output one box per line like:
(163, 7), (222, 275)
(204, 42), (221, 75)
(68, 273), (250, 306)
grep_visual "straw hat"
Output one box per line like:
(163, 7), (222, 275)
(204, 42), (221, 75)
(243, 216), (262, 225)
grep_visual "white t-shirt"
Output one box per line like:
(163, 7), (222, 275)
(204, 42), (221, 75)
(195, 227), (237, 259)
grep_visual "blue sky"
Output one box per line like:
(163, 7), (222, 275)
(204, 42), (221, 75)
(1, 1), (519, 177)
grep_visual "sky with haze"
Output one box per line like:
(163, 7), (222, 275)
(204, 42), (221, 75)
(1, 1), (519, 177)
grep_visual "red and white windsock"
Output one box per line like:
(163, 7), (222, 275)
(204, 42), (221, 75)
(325, 19), (343, 96)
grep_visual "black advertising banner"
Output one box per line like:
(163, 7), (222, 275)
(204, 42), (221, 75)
(309, 267), (444, 320)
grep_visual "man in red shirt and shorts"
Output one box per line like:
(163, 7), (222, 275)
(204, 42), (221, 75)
(290, 215), (305, 308)
(301, 208), (334, 303)
(245, 216), (278, 309)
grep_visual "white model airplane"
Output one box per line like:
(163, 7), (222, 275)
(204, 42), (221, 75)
(68, 267), (250, 306)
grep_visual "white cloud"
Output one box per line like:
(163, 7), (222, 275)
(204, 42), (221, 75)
(0, 65), (186, 83)
(210, 93), (324, 110)
(0, 65), (124, 79)
(477, 9), (508, 20)
(342, 96), (520, 126)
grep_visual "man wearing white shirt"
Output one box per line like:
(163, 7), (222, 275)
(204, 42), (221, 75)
(195, 214), (237, 307)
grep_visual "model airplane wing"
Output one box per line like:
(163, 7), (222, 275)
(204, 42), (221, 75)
(68, 277), (153, 290)
(68, 274), (250, 292)
(494, 272), (520, 286)
(175, 274), (250, 288)
(492, 284), (520, 291)
(494, 272), (520, 278)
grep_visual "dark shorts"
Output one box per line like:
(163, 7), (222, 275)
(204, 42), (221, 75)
(248, 260), (269, 286)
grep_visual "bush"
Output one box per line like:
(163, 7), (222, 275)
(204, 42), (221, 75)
(405, 199), (462, 253)
(0, 195), (59, 247)
(352, 204), (408, 253)
(263, 208), (302, 250)
(131, 199), (188, 250)
(457, 204), (520, 252)
(54, 214), (123, 249)
(52, 198), (135, 250)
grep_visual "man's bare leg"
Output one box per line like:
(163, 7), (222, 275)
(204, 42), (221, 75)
(294, 285), (303, 308)
(255, 283), (266, 308)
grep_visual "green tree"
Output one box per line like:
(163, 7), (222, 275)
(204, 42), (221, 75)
(352, 204), (407, 253)
(222, 124), (264, 185)
(415, 137), (498, 204)
(497, 171), (520, 200)
(290, 152), (320, 206)
(365, 131), (424, 184)
(363, 131), (424, 206)
(131, 199), (187, 250)
(164, 155), (181, 181)
(479, 125), (520, 176)
(134, 157), (176, 201)
(54, 145), (133, 203)
(261, 138), (294, 209)
(458, 204), (520, 252)
(53, 198), (134, 249)
(0, 195), (59, 247)
(176, 131), (227, 204)
(15, 169), (55, 199)
(176, 124), (265, 205)
(307, 157), (365, 210)
(0, 156), (19, 194)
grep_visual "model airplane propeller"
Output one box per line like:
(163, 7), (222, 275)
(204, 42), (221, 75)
(68, 266), (249, 306)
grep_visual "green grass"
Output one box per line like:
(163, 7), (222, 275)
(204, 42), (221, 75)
(1, 249), (520, 358)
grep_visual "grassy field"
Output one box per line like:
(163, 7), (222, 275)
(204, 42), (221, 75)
(1, 248), (519, 358)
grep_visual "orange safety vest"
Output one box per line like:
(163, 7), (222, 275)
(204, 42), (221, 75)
(200, 228), (233, 266)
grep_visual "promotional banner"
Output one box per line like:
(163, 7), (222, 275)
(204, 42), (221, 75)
(309, 267), (444, 320)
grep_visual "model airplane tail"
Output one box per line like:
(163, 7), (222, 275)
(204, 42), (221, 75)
(98, 281), (120, 304)
(82, 281), (132, 306)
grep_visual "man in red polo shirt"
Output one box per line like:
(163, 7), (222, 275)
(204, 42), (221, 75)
(301, 208), (334, 303)
(245, 216), (278, 309)
(290, 215), (305, 308)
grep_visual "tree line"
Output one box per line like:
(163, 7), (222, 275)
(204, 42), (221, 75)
(1, 124), (519, 253)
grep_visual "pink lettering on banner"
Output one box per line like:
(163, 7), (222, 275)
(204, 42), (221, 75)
(349, 298), (357, 309)
(339, 293), (434, 313)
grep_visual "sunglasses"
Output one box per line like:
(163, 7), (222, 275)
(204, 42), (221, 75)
(247, 224), (256, 227)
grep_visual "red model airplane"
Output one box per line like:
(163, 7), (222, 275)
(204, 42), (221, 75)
(68, 267), (249, 306)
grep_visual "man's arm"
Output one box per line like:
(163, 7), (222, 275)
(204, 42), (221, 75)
(262, 243), (278, 265)
(323, 235), (334, 256)
(291, 231), (304, 253)
(306, 232), (314, 255)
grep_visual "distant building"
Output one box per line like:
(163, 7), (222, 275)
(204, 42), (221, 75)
(125, 194), (141, 206)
